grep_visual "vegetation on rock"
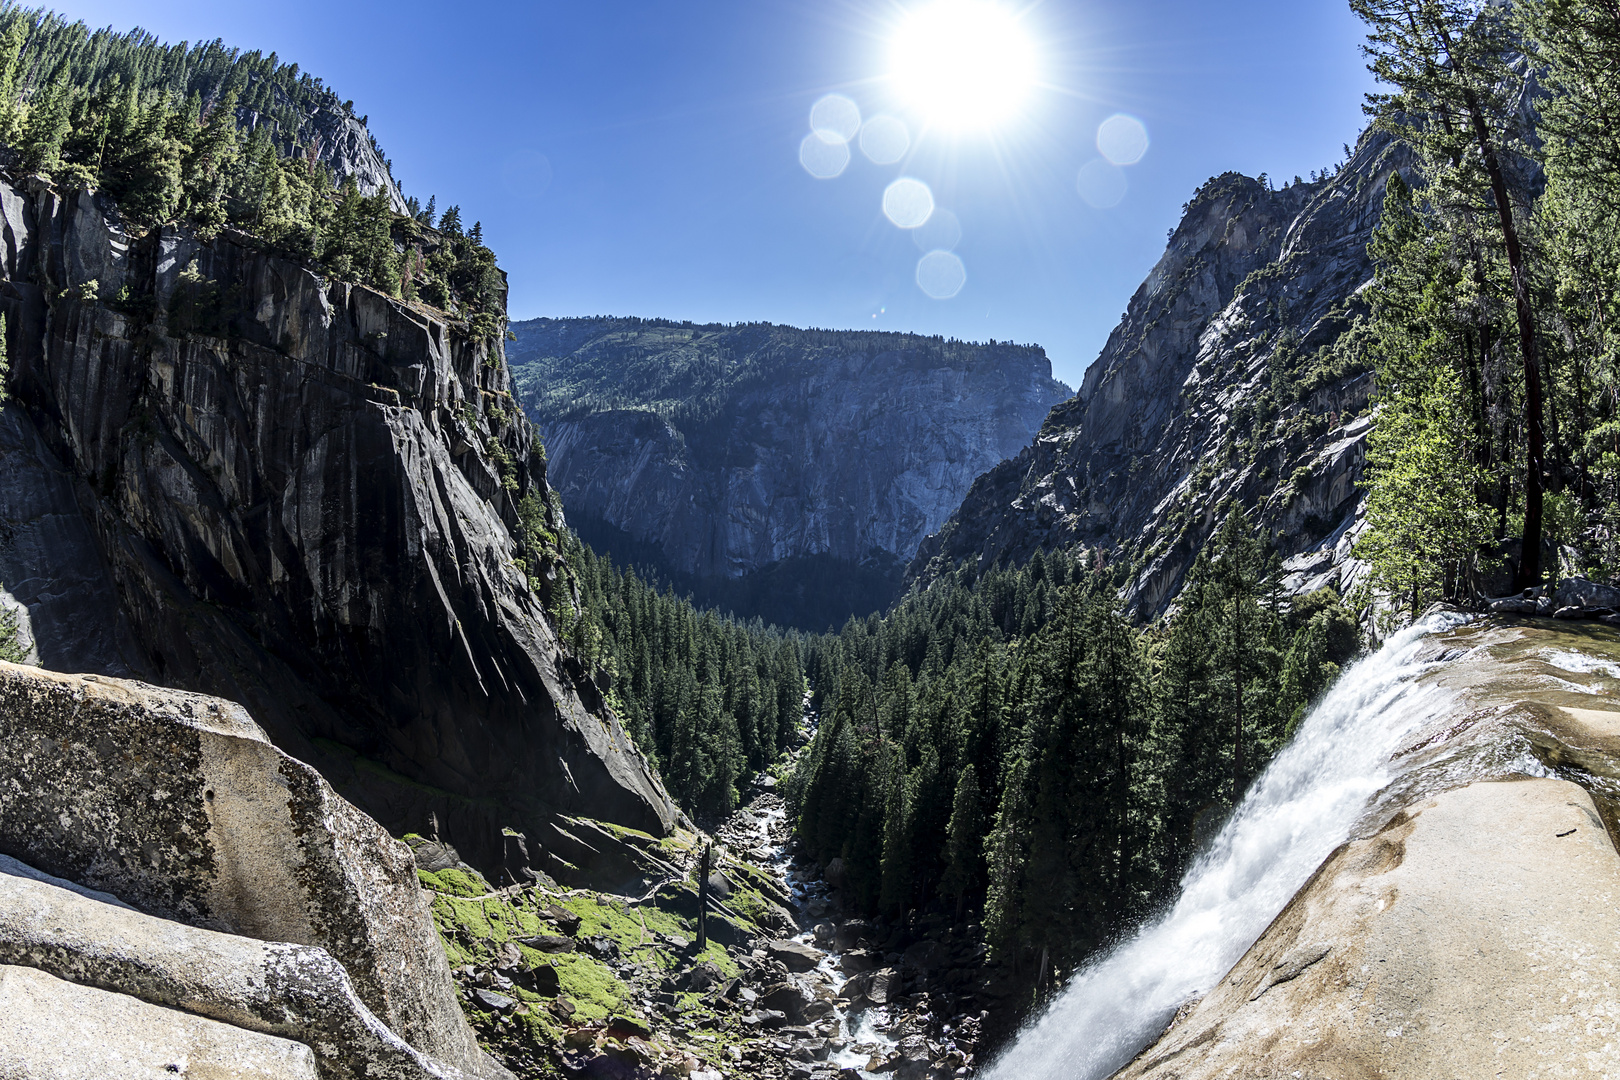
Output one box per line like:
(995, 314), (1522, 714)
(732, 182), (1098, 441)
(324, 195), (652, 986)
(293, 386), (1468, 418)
(0, 4), (505, 340)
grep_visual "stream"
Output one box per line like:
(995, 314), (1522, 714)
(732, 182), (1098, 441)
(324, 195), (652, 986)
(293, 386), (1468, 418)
(716, 708), (905, 1078)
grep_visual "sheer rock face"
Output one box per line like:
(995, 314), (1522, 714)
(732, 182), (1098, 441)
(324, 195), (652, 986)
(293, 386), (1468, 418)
(909, 135), (1412, 618)
(510, 319), (1070, 583)
(0, 176), (675, 873)
(237, 95), (407, 214)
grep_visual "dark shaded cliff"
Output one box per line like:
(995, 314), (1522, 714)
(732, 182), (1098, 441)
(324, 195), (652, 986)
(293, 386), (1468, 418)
(509, 318), (1070, 630)
(910, 134), (1410, 617)
(0, 178), (675, 874)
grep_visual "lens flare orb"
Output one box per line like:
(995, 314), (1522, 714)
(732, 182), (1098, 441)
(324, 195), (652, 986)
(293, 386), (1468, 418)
(916, 250), (967, 299)
(890, 0), (1039, 131)
(1096, 114), (1149, 166)
(801, 131), (852, 179)
(883, 177), (935, 228)
(810, 94), (863, 142)
(1077, 158), (1127, 208)
(860, 115), (911, 164)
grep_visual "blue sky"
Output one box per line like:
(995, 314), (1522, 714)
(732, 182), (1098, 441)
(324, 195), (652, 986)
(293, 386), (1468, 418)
(49, 1), (1376, 388)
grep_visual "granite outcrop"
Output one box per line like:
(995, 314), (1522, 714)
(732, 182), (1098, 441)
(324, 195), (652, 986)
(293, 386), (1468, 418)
(910, 136), (1412, 618)
(1113, 615), (1620, 1078)
(0, 660), (510, 1080)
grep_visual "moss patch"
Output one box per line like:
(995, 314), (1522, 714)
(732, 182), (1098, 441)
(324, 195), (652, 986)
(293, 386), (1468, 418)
(417, 866), (492, 898)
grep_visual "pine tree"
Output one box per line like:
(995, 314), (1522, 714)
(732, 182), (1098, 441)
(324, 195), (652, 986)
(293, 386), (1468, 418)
(1354, 0), (1549, 588)
(18, 72), (72, 177)
(941, 764), (984, 917)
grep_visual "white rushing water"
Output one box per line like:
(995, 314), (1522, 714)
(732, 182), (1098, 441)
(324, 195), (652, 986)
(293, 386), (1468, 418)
(983, 609), (1473, 1080)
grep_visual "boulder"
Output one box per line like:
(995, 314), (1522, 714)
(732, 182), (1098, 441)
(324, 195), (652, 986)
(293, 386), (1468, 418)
(867, 968), (899, 1006)
(760, 982), (813, 1022)
(0, 857), (483, 1080)
(0, 963), (321, 1080)
(1115, 779), (1620, 1078)
(839, 950), (877, 975)
(768, 938), (824, 973)
(823, 857), (847, 891)
(834, 920), (870, 950)
(1554, 576), (1620, 611)
(0, 662), (504, 1080)
(900, 940), (946, 971)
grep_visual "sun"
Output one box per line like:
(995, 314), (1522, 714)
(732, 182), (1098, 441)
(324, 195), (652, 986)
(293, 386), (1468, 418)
(889, 1), (1040, 132)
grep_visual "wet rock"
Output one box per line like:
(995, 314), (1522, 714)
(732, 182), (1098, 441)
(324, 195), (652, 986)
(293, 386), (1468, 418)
(1116, 778), (1620, 1079)
(867, 968), (899, 1006)
(834, 921), (871, 950)
(839, 949), (877, 975)
(761, 983), (813, 1021)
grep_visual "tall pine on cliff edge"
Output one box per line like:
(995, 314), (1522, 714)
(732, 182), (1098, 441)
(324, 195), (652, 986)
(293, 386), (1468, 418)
(1353, 0), (1549, 593)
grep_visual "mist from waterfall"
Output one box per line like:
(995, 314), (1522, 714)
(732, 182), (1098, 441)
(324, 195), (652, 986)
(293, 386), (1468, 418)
(982, 610), (1473, 1080)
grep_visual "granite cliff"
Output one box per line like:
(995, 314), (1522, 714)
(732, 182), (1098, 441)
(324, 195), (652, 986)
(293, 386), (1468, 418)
(910, 134), (1411, 617)
(0, 175), (674, 876)
(509, 318), (1070, 629)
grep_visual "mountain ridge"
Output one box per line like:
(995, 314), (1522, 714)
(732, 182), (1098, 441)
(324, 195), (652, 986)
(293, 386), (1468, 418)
(510, 316), (1071, 629)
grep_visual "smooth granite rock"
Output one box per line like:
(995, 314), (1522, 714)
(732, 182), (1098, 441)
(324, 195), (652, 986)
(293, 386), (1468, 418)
(0, 963), (321, 1080)
(0, 860), (481, 1080)
(1115, 779), (1620, 1079)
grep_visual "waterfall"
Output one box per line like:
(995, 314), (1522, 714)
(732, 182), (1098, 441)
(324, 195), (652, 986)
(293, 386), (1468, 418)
(982, 609), (1473, 1080)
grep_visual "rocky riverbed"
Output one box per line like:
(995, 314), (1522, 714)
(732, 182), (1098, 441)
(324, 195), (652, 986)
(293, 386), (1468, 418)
(426, 715), (997, 1079)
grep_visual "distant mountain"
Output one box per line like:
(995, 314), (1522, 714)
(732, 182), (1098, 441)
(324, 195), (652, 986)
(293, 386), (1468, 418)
(508, 318), (1071, 630)
(910, 133), (1411, 617)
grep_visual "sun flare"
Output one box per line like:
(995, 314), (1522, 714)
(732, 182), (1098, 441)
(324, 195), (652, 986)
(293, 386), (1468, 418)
(889, 0), (1039, 132)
